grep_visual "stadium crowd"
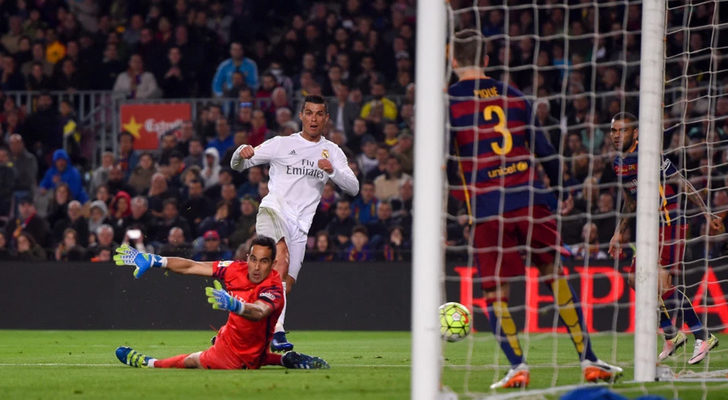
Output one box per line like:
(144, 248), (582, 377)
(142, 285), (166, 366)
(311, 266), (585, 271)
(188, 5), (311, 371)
(0, 0), (726, 264)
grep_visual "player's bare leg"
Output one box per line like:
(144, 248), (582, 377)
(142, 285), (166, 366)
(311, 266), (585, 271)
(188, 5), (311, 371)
(271, 238), (294, 352)
(536, 262), (622, 383)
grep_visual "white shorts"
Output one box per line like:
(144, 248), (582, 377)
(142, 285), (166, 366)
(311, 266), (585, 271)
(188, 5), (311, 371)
(256, 207), (307, 281)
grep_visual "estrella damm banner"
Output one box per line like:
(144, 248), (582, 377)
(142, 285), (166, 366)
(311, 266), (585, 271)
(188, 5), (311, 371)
(119, 103), (191, 150)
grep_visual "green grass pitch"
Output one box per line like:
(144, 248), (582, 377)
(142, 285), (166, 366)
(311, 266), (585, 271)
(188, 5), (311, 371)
(0, 330), (727, 399)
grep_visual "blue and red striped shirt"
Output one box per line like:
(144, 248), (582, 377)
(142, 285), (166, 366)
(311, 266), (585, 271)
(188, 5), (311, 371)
(613, 142), (680, 224)
(448, 77), (560, 218)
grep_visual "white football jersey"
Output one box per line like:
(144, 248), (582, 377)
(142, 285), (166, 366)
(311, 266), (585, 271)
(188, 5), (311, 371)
(231, 132), (359, 233)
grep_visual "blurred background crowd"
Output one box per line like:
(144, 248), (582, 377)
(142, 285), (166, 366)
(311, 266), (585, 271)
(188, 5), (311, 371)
(0, 0), (727, 264)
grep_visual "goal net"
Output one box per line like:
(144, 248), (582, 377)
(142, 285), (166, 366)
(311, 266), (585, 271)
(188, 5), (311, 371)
(433, 0), (728, 398)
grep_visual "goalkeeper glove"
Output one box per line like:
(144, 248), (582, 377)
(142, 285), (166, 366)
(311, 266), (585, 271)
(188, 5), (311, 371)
(113, 244), (167, 279)
(205, 280), (245, 315)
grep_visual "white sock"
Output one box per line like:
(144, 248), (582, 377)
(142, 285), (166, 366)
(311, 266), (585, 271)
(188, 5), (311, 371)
(275, 281), (287, 333)
(147, 359), (156, 368)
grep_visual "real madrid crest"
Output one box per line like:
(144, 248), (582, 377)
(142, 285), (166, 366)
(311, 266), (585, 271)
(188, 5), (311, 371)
(321, 149), (329, 159)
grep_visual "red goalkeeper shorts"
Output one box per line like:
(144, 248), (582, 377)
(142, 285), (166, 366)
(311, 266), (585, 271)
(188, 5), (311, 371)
(473, 205), (560, 290)
(624, 222), (687, 274)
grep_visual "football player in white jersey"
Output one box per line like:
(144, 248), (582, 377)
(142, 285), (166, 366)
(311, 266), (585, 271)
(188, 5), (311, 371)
(231, 95), (359, 351)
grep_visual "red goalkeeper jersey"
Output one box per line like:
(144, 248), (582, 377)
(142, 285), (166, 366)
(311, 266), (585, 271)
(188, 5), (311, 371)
(211, 260), (284, 369)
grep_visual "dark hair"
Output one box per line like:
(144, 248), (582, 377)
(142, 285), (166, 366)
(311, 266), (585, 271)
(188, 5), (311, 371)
(250, 235), (276, 260)
(352, 225), (369, 236)
(611, 112), (638, 126)
(453, 29), (485, 68)
(119, 130), (134, 142)
(300, 95), (328, 114)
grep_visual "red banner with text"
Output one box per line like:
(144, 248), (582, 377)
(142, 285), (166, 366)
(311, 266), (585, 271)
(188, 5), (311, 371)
(119, 103), (191, 150)
(449, 263), (728, 334)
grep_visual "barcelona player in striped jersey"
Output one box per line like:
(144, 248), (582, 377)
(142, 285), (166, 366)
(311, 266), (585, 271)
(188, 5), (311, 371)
(448, 30), (621, 389)
(608, 112), (720, 364)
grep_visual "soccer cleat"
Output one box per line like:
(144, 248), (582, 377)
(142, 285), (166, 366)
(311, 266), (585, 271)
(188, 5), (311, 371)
(658, 331), (687, 361)
(688, 333), (719, 365)
(115, 346), (153, 368)
(489, 363), (530, 389)
(271, 331), (294, 352)
(581, 359), (623, 383)
(281, 351), (330, 369)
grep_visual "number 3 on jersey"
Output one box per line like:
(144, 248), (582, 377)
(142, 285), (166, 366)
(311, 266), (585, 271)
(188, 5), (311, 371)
(484, 105), (512, 155)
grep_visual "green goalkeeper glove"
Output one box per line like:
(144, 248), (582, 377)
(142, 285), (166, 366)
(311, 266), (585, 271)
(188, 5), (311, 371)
(205, 280), (245, 315)
(113, 244), (167, 279)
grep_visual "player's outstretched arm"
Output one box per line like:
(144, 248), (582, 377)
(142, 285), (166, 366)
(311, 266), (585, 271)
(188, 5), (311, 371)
(205, 280), (273, 321)
(609, 190), (636, 258)
(230, 138), (278, 171)
(114, 244), (214, 278)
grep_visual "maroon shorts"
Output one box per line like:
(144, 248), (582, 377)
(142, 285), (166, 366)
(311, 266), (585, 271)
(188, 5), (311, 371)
(624, 222), (687, 274)
(473, 205), (560, 290)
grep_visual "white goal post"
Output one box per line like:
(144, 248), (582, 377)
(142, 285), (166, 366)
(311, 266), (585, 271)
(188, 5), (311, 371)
(411, 1), (447, 400)
(633, 0), (665, 383)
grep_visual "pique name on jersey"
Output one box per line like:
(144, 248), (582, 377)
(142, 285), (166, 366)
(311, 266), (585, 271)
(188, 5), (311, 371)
(286, 159), (326, 179)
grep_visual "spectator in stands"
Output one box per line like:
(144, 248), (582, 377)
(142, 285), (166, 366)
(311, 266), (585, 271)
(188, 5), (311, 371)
(9, 199), (47, 248)
(87, 200), (110, 237)
(558, 194), (585, 247)
(380, 225), (410, 262)
(340, 225), (373, 261)
(366, 200), (399, 250)
(146, 173), (172, 218)
(88, 224), (117, 259)
(198, 201), (235, 242)
(382, 121), (400, 148)
(153, 198), (192, 243)
(228, 194), (258, 251)
(356, 136), (378, 177)
(330, 83), (360, 138)
(250, 109), (270, 143)
(193, 229), (232, 261)
(181, 179), (212, 229)
(164, 151), (186, 193)
(54, 228), (86, 261)
(53, 200), (88, 247)
(113, 54), (161, 99)
(22, 43), (53, 77)
(360, 82), (398, 122)
(106, 164), (136, 197)
(352, 180), (378, 225)
(374, 155), (411, 202)
(158, 132), (182, 166)
(184, 137), (205, 169)
(117, 196), (155, 244)
(39, 149), (88, 203)
(572, 222), (608, 260)
(98, 43), (124, 89)
(391, 178), (413, 225)
(24, 92), (61, 160)
(161, 46), (192, 98)
(237, 165), (263, 198)
(159, 226), (193, 258)
(212, 41), (259, 96)
(306, 230), (336, 262)
(13, 230), (46, 261)
(207, 118), (234, 158)
(365, 144), (390, 181)
(390, 130), (413, 174)
(46, 182), (72, 230)
(1, 55), (25, 91)
(327, 198), (356, 248)
(128, 152), (157, 195)
(53, 58), (82, 91)
(109, 189), (132, 224)
(0, 146), (15, 216)
(535, 99), (563, 154)
(118, 131), (140, 178)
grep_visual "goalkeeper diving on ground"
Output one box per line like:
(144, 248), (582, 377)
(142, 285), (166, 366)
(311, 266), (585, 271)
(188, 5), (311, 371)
(112, 236), (329, 370)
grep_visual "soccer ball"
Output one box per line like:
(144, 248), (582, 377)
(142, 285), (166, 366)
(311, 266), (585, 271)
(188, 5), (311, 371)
(439, 302), (471, 342)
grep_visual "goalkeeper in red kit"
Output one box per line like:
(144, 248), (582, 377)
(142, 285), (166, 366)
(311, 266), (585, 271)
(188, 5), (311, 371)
(448, 30), (621, 389)
(112, 236), (329, 370)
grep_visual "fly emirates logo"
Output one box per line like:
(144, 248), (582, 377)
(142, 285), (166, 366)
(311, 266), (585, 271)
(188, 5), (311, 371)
(286, 159), (326, 179)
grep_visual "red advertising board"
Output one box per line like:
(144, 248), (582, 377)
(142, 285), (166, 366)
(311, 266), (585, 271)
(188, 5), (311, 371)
(119, 103), (191, 150)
